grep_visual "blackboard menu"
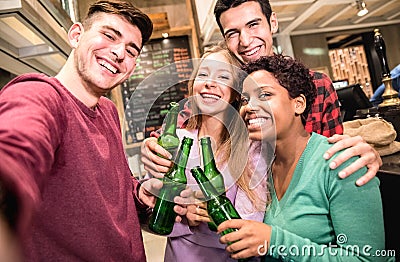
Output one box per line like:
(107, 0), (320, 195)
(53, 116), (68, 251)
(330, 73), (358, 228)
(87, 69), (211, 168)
(121, 36), (193, 145)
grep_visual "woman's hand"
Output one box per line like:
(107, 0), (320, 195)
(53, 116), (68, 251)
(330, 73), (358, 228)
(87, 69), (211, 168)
(174, 188), (211, 226)
(218, 219), (271, 260)
(186, 202), (210, 226)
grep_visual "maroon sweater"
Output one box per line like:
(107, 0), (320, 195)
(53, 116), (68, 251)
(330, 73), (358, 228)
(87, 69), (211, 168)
(0, 74), (147, 261)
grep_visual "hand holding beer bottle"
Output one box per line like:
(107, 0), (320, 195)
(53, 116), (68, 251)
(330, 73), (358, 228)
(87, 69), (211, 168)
(190, 166), (240, 236)
(191, 167), (250, 262)
(148, 137), (193, 235)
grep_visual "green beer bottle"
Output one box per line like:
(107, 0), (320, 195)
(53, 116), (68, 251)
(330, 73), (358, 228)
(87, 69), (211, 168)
(191, 166), (241, 236)
(192, 167), (250, 262)
(200, 136), (225, 231)
(158, 102), (180, 159)
(149, 136), (193, 235)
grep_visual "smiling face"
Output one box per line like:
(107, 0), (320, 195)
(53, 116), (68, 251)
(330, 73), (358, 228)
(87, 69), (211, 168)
(71, 12), (142, 94)
(192, 51), (237, 119)
(219, 1), (278, 64)
(241, 70), (304, 142)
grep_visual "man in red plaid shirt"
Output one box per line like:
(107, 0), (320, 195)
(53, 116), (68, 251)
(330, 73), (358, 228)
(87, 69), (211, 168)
(142, 0), (381, 186)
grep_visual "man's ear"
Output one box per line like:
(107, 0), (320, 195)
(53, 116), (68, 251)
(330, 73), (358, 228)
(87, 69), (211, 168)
(270, 12), (279, 34)
(68, 22), (84, 48)
(294, 94), (306, 115)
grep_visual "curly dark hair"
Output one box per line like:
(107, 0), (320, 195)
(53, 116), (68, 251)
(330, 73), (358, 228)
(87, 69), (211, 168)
(242, 54), (317, 125)
(84, 0), (153, 47)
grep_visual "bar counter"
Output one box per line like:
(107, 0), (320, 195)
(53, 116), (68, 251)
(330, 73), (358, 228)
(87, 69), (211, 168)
(377, 151), (400, 258)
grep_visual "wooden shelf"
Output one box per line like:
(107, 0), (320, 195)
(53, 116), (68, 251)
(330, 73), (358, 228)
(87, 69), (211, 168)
(329, 45), (373, 98)
(124, 142), (142, 150)
(151, 26), (192, 39)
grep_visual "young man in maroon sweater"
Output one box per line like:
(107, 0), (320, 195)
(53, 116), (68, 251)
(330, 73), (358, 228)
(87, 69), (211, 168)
(0, 1), (165, 261)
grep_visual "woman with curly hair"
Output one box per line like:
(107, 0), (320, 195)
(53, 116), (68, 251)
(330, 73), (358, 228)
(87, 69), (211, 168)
(218, 54), (385, 261)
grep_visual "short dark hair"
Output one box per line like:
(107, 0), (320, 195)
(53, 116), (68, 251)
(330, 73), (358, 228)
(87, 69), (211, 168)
(214, 0), (273, 35)
(84, 0), (153, 47)
(242, 54), (317, 125)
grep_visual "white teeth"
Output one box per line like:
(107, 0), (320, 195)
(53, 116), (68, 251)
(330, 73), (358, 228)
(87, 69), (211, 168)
(201, 93), (220, 100)
(99, 60), (117, 74)
(248, 118), (267, 125)
(244, 46), (260, 56)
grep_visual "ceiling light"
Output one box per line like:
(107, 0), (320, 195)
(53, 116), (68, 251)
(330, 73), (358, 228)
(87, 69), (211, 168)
(356, 0), (369, 17)
(0, 0), (72, 76)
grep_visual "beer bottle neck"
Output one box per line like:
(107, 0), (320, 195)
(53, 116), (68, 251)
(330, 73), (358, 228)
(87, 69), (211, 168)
(163, 106), (179, 135)
(191, 167), (219, 199)
(201, 137), (218, 173)
(166, 137), (192, 177)
(176, 143), (191, 170)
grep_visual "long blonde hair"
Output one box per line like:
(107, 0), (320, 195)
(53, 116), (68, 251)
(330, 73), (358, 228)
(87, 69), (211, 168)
(186, 42), (258, 204)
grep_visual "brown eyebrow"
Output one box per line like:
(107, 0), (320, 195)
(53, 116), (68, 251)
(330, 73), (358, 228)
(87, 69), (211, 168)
(223, 28), (237, 37)
(103, 26), (141, 54)
(129, 42), (141, 55)
(246, 18), (262, 27)
(223, 18), (262, 37)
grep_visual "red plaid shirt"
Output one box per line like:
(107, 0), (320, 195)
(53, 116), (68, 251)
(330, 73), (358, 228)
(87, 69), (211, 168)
(151, 71), (343, 138)
(305, 71), (343, 137)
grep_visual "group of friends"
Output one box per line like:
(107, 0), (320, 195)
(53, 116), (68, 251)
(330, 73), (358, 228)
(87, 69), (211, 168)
(0, 0), (390, 261)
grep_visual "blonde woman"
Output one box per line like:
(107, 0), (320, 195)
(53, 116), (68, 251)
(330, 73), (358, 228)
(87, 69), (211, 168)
(142, 42), (266, 261)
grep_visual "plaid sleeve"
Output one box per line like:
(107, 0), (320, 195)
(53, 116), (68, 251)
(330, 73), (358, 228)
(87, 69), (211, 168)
(305, 71), (343, 137)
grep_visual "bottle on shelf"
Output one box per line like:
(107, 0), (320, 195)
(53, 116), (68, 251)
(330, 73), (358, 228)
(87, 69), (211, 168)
(158, 102), (180, 160)
(363, 77), (373, 99)
(148, 136), (193, 235)
(199, 136), (226, 231)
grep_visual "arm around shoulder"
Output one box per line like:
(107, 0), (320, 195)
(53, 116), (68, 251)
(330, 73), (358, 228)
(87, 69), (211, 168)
(324, 134), (382, 186)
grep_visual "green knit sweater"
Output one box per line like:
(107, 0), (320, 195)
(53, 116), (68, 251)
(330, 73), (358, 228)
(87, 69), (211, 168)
(264, 133), (389, 261)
